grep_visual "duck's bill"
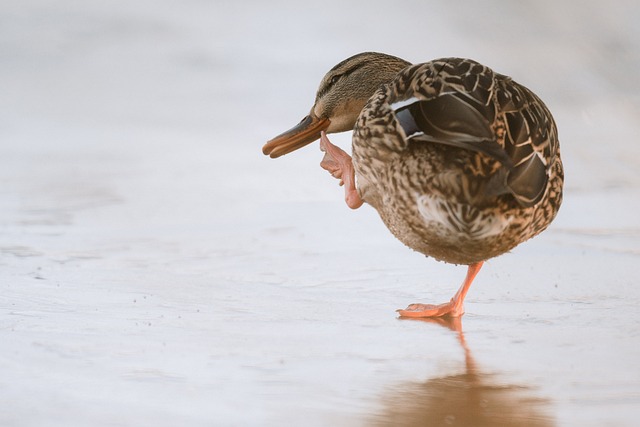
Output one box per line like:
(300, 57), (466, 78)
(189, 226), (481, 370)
(262, 114), (330, 158)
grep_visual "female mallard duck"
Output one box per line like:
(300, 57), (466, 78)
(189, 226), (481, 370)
(262, 52), (563, 318)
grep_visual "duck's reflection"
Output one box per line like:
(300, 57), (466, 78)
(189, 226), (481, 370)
(373, 318), (555, 427)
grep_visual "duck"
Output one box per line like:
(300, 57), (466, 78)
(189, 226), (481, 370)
(262, 52), (563, 318)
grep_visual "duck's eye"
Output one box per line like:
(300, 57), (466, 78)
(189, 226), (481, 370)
(330, 75), (341, 85)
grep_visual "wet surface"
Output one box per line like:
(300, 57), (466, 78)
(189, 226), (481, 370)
(1, 1), (640, 426)
(371, 319), (555, 427)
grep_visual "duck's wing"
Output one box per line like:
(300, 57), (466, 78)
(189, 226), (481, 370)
(389, 58), (557, 207)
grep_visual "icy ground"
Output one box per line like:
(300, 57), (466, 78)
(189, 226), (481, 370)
(1, 1), (639, 426)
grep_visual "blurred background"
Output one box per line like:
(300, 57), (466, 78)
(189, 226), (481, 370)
(2, 1), (639, 216)
(1, 1), (639, 426)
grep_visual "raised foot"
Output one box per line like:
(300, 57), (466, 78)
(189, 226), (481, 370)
(319, 131), (363, 209)
(397, 300), (464, 318)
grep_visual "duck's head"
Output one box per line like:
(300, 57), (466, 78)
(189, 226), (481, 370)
(262, 52), (411, 158)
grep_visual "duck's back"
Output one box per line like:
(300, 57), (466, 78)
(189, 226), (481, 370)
(352, 58), (564, 264)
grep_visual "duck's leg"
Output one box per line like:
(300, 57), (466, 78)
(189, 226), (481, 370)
(397, 262), (484, 318)
(319, 131), (363, 209)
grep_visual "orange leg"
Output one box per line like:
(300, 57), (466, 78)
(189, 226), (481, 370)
(319, 131), (363, 209)
(397, 261), (484, 318)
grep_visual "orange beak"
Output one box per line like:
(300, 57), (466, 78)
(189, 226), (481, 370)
(262, 112), (330, 158)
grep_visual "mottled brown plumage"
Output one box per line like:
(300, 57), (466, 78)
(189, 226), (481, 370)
(353, 57), (563, 265)
(263, 52), (563, 318)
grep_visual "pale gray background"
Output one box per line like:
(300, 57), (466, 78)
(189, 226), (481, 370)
(1, 1), (639, 425)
